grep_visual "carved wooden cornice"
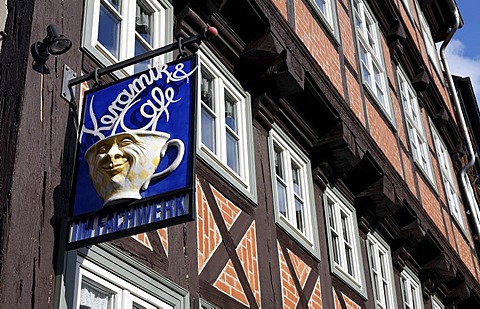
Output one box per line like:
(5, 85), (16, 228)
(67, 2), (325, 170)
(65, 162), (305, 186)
(392, 246), (411, 271)
(251, 92), (279, 132)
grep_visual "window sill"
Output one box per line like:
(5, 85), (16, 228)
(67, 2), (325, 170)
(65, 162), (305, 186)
(413, 160), (438, 193)
(275, 219), (321, 262)
(363, 83), (397, 132)
(331, 266), (368, 300)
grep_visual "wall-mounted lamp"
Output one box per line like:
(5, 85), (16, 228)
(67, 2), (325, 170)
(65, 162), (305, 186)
(31, 24), (72, 73)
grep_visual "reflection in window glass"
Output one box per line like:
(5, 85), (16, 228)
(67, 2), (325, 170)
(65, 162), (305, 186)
(105, 0), (120, 11)
(225, 93), (239, 173)
(98, 2), (121, 59)
(201, 109), (216, 152)
(134, 39), (150, 73)
(135, 1), (153, 45)
(80, 279), (113, 309)
(201, 71), (214, 109)
(226, 132), (239, 173)
(225, 96), (236, 132)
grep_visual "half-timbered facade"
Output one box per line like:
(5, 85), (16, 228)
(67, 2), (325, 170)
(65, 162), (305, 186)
(1, 0), (480, 308)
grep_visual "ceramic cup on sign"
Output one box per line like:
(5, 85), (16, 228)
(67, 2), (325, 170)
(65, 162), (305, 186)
(84, 131), (184, 206)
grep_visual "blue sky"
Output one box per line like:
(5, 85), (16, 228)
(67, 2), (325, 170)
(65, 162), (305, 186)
(445, 0), (480, 101)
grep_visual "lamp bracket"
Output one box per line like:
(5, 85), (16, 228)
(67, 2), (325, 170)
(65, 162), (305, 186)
(61, 64), (78, 103)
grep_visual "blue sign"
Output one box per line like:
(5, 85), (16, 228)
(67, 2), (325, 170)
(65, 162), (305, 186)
(68, 56), (197, 247)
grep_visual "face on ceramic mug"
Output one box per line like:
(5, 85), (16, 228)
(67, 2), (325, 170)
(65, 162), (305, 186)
(85, 132), (169, 205)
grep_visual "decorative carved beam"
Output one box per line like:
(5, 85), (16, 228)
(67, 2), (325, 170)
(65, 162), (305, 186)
(314, 122), (360, 174)
(345, 151), (383, 197)
(263, 50), (305, 97)
(396, 218), (426, 243)
(422, 253), (457, 281)
(411, 70), (430, 93)
(447, 282), (471, 303)
(392, 246), (411, 271)
(251, 92), (279, 132)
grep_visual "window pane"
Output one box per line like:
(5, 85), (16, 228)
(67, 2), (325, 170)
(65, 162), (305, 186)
(372, 272), (379, 301)
(276, 180), (287, 218)
(105, 0), (120, 11)
(331, 232), (340, 264)
(341, 213), (350, 243)
(226, 131), (239, 173)
(327, 199), (336, 230)
(295, 197), (305, 233)
(225, 94), (237, 132)
(315, 0), (326, 13)
(201, 70), (214, 109)
(274, 145), (284, 179)
(359, 47), (371, 85)
(98, 3), (121, 59)
(341, 213), (355, 276)
(410, 285), (417, 308)
(136, 1), (153, 45)
(201, 109), (215, 152)
(383, 282), (390, 308)
(80, 280), (113, 309)
(134, 39), (150, 73)
(291, 164), (301, 196)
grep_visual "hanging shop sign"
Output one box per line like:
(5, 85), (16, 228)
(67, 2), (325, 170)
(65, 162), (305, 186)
(67, 55), (197, 248)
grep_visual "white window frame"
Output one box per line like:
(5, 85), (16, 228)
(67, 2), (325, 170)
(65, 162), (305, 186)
(324, 187), (366, 297)
(77, 260), (173, 309)
(401, 0), (412, 15)
(307, 0), (337, 34)
(400, 267), (423, 309)
(196, 298), (219, 309)
(367, 232), (397, 309)
(82, 0), (173, 76)
(432, 295), (445, 309)
(463, 173), (480, 230)
(55, 244), (189, 309)
(397, 67), (435, 184)
(353, 0), (394, 123)
(416, 2), (442, 74)
(431, 122), (465, 229)
(196, 47), (257, 203)
(268, 124), (320, 258)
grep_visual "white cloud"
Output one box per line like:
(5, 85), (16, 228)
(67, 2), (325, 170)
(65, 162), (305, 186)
(444, 39), (480, 101)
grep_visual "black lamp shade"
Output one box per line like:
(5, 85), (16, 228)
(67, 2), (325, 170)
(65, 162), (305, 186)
(31, 24), (72, 65)
(48, 36), (72, 55)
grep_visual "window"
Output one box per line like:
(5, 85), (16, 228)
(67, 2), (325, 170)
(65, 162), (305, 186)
(417, 3), (441, 73)
(432, 295), (445, 309)
(400, 268), (423, 309)
(269, 125), (319, 256)
(82, 0), (173, 75)
(56, 244), (189, 309)
(367, 233), (396, 309)
(324, 187), (366, 296)
(307, 0), (336, 32)
(431, 123), (465, 229)
(353, 0), (393, 122)
(197, 47), (257, 203)
(397, 67), (435, 183)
